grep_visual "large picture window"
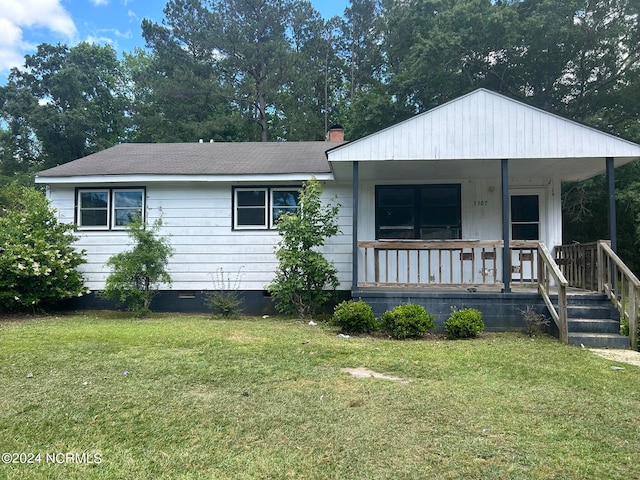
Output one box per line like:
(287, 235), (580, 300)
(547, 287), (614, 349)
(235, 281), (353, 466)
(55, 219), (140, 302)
(77, 188), (145, 230)
(376, 185), (461, 240)
(233, 187), (300, 229)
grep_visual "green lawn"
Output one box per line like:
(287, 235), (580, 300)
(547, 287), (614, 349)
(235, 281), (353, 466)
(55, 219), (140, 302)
(1, 313), (638, 479)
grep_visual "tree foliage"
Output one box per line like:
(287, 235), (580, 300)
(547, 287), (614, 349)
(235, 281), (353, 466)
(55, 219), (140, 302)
(0, 186), (88, 312)
(101, 218), (173, 316)
(0, 43), (129, 172)
(268, 178), (341, 318)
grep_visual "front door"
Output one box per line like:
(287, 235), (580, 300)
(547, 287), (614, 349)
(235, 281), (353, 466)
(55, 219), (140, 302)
(510, 192), (543, 282)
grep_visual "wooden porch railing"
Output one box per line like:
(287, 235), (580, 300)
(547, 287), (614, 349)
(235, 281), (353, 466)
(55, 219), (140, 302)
(358, 239), (570, 343)
(537, 243), (569, 344)
(358, 240), (540, 287)
(556, 241), (639, 350)
(554, 242), (600, 290)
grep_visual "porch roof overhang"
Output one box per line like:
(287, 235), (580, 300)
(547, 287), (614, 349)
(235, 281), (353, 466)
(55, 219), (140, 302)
(327, 89), (640, 182)
(329, 156), (637, 183)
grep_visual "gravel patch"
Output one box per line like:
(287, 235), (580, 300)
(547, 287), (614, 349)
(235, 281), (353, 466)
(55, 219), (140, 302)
(341, 367), (410, 383)
(590, 349), (640, 368)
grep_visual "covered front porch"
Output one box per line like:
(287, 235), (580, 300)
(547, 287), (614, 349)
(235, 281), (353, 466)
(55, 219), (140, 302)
(325, 90), (640, 348)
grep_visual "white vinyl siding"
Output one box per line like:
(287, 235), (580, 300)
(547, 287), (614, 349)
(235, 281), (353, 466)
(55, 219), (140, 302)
(48, 182), (353, 292)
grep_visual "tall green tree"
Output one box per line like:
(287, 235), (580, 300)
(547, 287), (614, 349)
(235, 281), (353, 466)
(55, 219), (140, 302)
(135, 0), (244, 143)
(276, 3), (343, 140)
(143, 0), (291, 142)
(141, 0), (338, 142)
(384, 0), (519, 111)
(0, 43), (129, 170)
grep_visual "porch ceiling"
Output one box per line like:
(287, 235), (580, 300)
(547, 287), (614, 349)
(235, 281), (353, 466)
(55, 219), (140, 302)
(330, 156), (633, 182)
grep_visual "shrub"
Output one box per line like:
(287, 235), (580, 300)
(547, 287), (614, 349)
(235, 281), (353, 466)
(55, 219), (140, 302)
(381, 303), (435, 339)
(268, 178), (341, 318)
(100, 217), (173, 317)
(444, 308), (484, 339)
(206, 268), (243, 318)
(620, 317), (640, 345)
(520, 305), (550, 337)
(331, 300), (377, 334)
(0, 187), (88, 312)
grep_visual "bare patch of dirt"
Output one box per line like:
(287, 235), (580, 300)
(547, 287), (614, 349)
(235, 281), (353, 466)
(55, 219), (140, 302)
(341, 367), (410, 383)
(590, 349), (640, 368)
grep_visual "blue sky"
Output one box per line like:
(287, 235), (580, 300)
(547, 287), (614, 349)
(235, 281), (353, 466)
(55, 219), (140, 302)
(0, 0), (349, 82)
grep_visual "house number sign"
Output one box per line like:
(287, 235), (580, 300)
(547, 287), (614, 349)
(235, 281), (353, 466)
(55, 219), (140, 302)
(473, 200), (488, 207)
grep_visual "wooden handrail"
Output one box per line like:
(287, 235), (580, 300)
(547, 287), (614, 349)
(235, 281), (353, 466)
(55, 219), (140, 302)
(357, 239), (541, 287)
(358, 240), (507, 250)
(537, 243), (569, 344)
(598, 241), (639, 350)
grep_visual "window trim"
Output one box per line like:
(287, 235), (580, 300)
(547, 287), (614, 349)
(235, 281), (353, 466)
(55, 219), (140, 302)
(76, 187), (146, 231)
(232, 186), (301, 230)
(233, 187), (269, 230)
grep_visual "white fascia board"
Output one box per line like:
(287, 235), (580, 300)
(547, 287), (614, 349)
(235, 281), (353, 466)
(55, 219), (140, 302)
(35, 173), (335, 185)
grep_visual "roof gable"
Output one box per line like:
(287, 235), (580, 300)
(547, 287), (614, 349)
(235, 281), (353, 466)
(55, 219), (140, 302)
(328, 89), (640, 162)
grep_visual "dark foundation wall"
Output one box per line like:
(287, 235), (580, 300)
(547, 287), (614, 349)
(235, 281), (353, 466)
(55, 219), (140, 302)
(55, 289), (555, 336)
(353, 288), (555, 334)
(58, 290), (352, 316)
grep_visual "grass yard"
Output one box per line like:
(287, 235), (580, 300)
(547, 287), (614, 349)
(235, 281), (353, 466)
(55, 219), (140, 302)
(0, 312), (639, 479)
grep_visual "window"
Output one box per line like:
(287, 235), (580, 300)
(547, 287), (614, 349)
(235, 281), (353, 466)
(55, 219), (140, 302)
(271, 188), (300, 224)
(78, 190), (109, 229)
(376, 185), (461, 240)
(511, 194), (539, 240)
(77, 188), (145, 230)
(233, 187), (300, 229)
(235, 188), (267, 228)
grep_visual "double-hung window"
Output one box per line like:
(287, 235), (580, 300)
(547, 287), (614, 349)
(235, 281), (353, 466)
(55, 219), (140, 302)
(77, 188), (145, 230)
(233, 187), (300, 229)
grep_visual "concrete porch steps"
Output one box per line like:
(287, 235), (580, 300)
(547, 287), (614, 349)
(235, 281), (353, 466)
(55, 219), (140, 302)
(566, 294), (630, 349)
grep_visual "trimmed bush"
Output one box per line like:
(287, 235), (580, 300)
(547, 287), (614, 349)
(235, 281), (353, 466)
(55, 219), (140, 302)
(381, 303), (435, 339)
(331, 300), (377, 334)
(444, 308), (484, 339)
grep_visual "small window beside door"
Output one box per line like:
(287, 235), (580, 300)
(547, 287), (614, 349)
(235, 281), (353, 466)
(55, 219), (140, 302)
(511, 195), (539, 240)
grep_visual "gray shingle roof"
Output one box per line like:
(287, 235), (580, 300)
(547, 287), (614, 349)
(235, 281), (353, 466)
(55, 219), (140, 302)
(36, 142), (340, 177)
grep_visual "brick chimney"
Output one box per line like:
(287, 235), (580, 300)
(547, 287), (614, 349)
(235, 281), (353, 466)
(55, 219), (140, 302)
(326, 124), (345, 142)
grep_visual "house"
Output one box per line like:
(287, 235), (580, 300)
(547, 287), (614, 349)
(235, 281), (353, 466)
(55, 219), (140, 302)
(35, 89), (640, 347)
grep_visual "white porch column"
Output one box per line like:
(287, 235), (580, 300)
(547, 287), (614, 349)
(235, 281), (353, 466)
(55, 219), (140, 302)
(352, 161), (359, 290)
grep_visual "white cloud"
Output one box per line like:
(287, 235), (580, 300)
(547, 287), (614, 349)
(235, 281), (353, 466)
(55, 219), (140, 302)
(91, 0), (109, 6)
(0, 0), (77, 73)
